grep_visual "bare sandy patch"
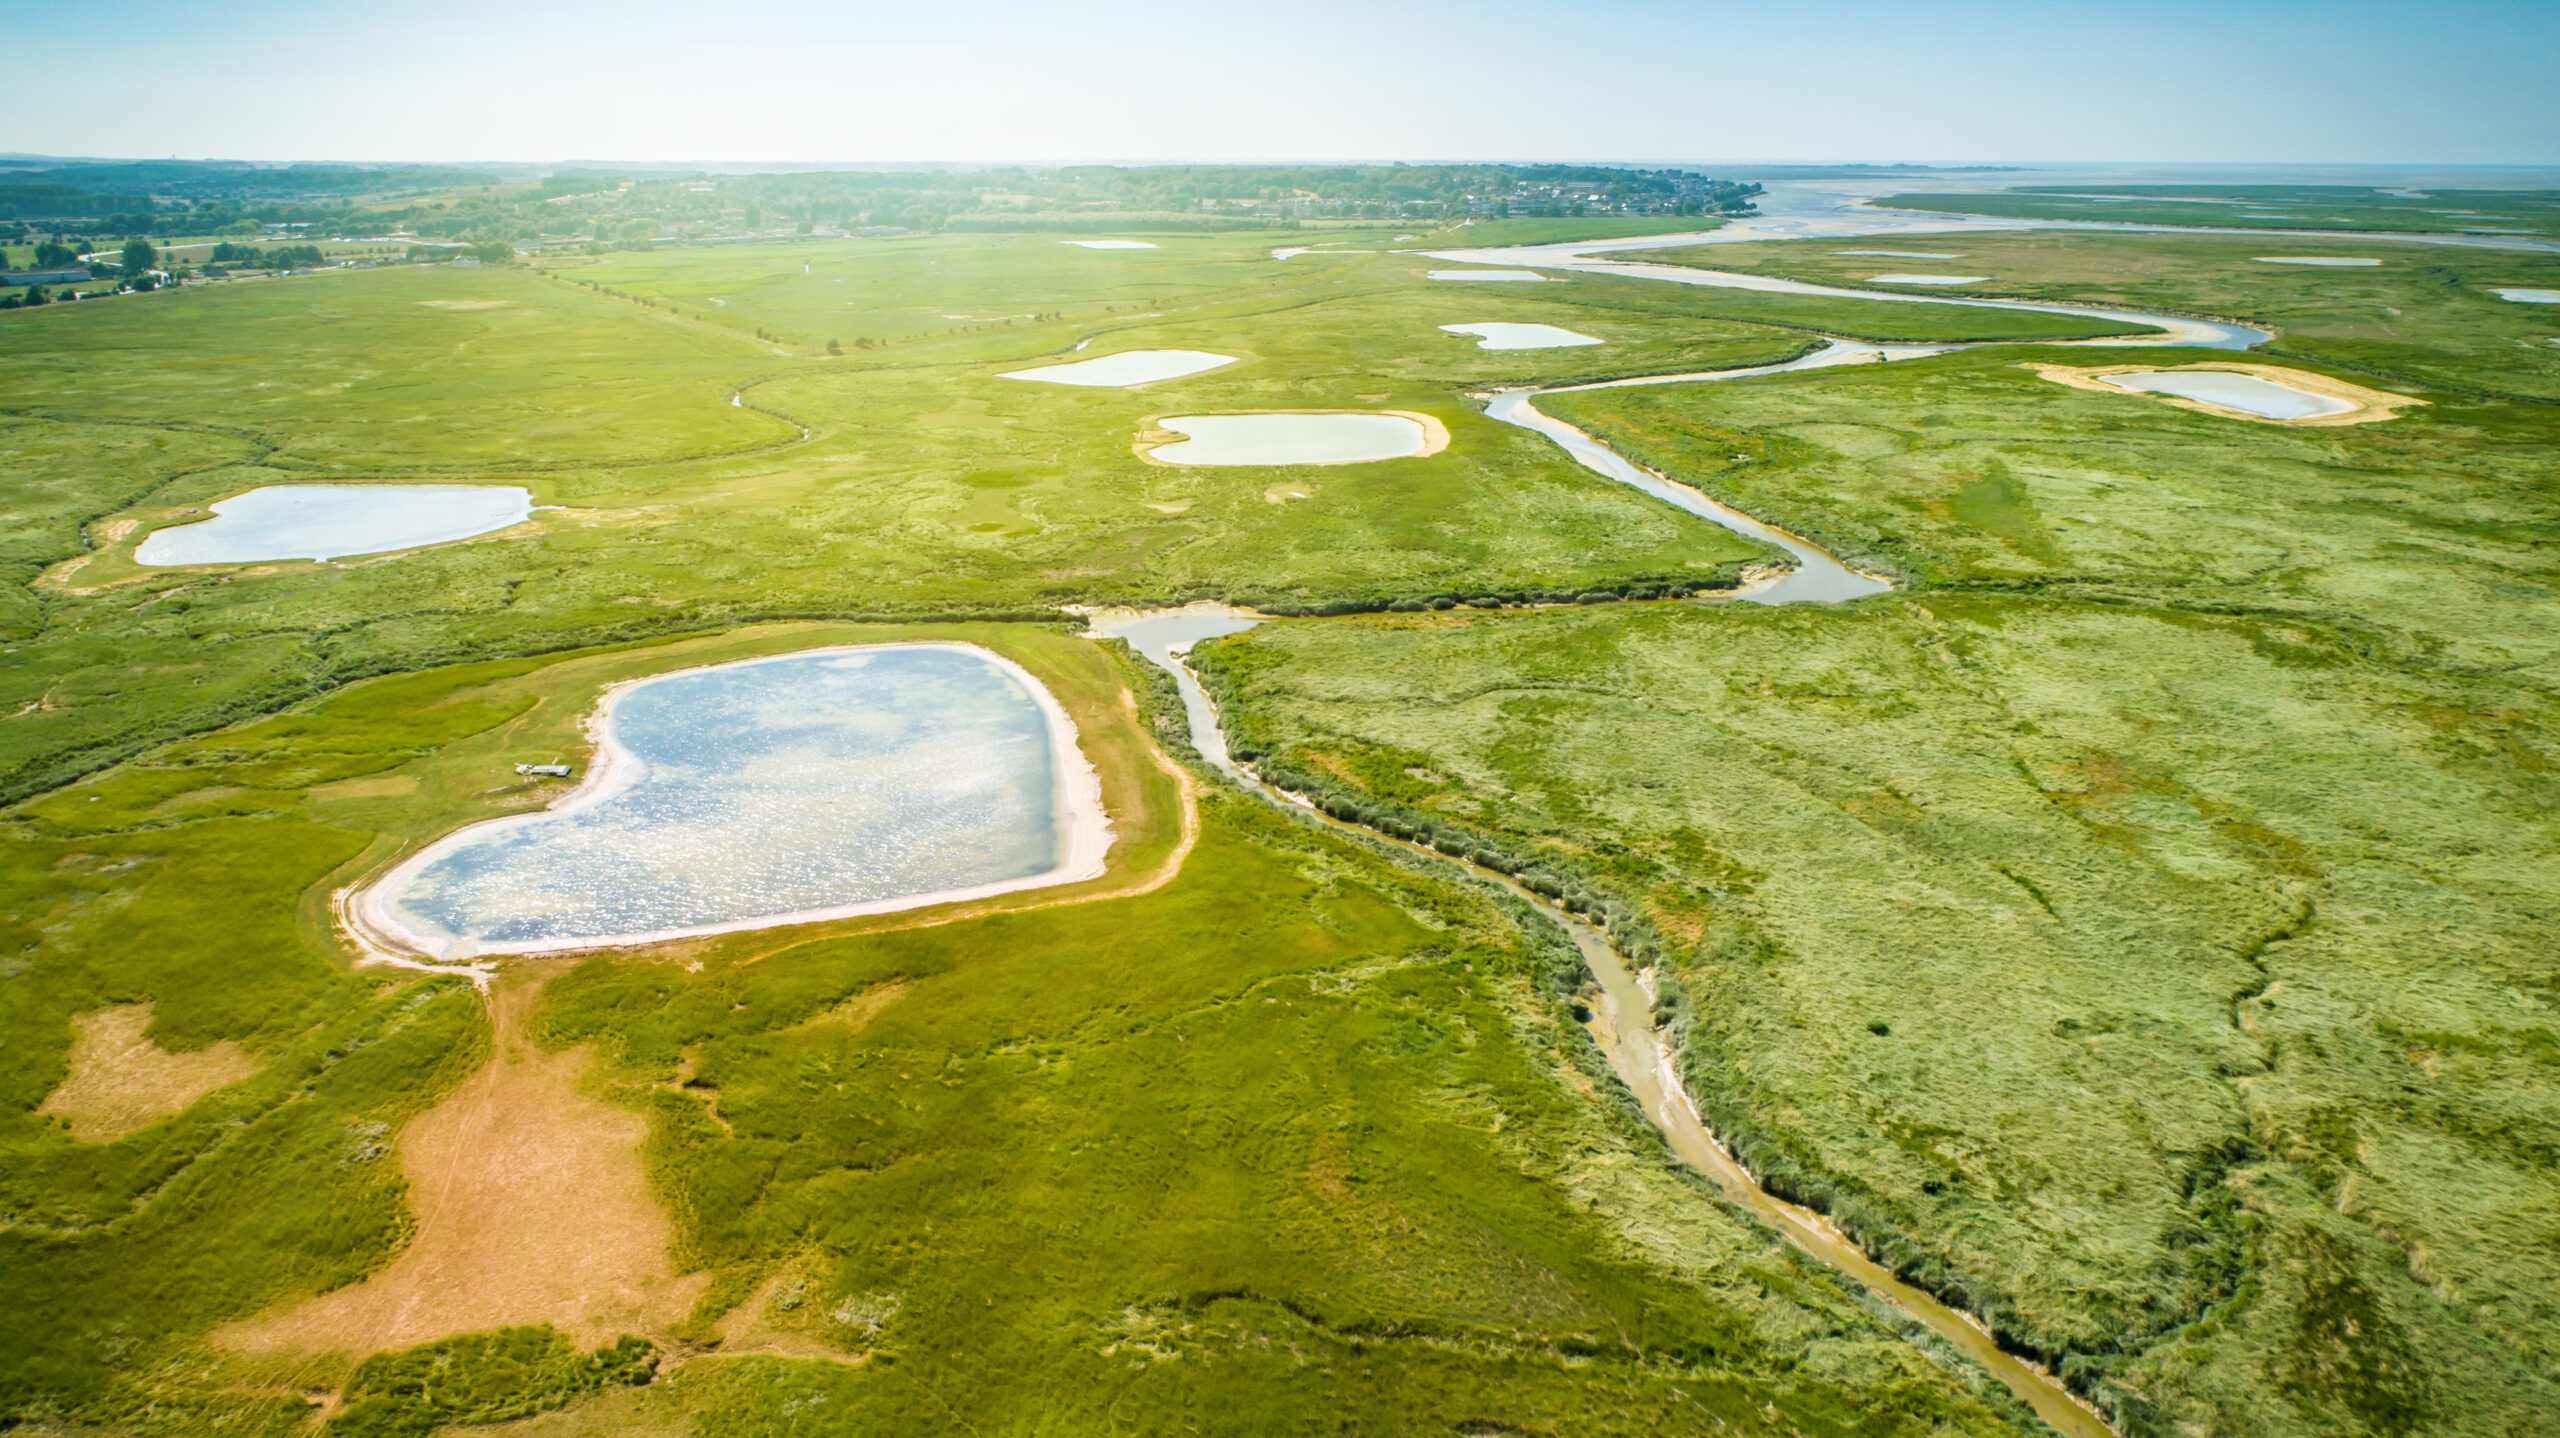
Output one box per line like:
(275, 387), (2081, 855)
(2024, 361), (2423, 427)
(91, 518), (138, 546)
(415, 300), (511, 310)
(38, 1003), (257, 1143)
(214, 970), (707, 1355)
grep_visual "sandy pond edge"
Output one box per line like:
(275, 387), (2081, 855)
(2023, 360), (2425, 426)
(1130, 409), (1452, 467)
(345, 641), (1113, 959)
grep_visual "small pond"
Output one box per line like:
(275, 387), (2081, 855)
(1830, 250), (1962, 259)
(135, 485), (535, 565)
(1000, 349), (1237, 387)
(2493, 288), (2560, 304)
(2255, 256), (2382, 266)
(2102, 369), (2354, 420)
(1063, 240), (1157, 250)
(1440, 322), (1601, 350)
(1149, 413), (1429, 466)
(1868, 273), (1987, 285)
(362, 644), (1108, 956)
(1427, 269), (1550, 282)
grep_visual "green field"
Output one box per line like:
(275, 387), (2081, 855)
(1, 622), (2036, 1436)
(1638, 229), (2560, 399)
(1197, 590), (2560, 1437)
(1875, 185), (2560, 238)
(1, 238), (1823, 803)
(5, 204), (2558, 1438)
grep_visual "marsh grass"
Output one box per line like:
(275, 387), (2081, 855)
(10, 217), (2559, 1436)
(1641, 230), (2560, 399)
(326, 1329), (656, 1437)
(0, 238), (1816, 806)
(3, 631), (2037, 1435)
(1874, 185), (2560, 240)
(1542, 345), (2560, 674)
(1196, 583), (2560, 1438)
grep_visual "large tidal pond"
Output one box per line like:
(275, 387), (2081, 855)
(360, 644), (1110, 956)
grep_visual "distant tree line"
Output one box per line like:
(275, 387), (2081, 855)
(210, 242), (330, 269)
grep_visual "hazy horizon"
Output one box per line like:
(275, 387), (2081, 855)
(2, 0), (2550, 167)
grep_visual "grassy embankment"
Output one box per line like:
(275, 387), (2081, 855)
(1873, 185), (2560, 239)
(1190, 235), (2560, 1436)
(1, 626), (2045, 1435)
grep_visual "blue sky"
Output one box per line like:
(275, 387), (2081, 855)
(3, 0), (2552, 165)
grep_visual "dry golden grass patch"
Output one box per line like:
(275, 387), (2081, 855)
(37, 1003), (257, 1143)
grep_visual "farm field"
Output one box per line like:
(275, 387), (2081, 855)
(5, 193), (2557, 1438)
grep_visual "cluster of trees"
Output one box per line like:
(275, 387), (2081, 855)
(2, 159), (1771, 260)
(633, 164), (1767, 236)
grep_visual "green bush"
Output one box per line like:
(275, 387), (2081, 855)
(326, 1328), (655, 1437)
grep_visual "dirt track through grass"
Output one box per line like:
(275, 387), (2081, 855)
(216, 969), (705, 1356)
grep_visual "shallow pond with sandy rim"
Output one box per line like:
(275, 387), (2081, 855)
(998, 349), (1237, 387)
(2100, 369), (2356, 420)
(1140, 412), (1446, 465)
(1440, 322), (1602, 350)
(1061, 239), (1157, 250)
(359, 643), (1109, 957)
(135, 484), (535, 565)
(2027, 361), (2423, 426)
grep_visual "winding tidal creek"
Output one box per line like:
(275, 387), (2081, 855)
(1086, 243), (2294, 1435)
(1092, 597), (2115, 1438)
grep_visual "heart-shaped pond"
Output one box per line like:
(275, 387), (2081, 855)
(359, 644), (1110, 956)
